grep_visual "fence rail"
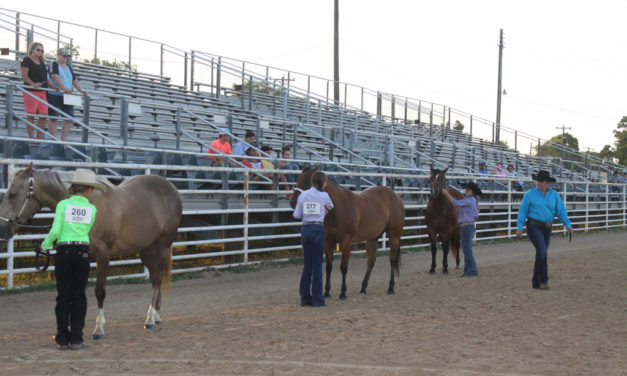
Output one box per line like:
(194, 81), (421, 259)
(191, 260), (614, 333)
(1, 159), (625, 289)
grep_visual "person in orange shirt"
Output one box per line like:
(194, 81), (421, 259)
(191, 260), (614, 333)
(207, 128), (232, 166)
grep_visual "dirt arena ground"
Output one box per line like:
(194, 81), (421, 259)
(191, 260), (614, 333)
(1, 230), (625, 376)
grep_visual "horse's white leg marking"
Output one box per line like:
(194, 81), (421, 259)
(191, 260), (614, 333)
(154, 310), (162, 325)
(144, 304), (157, 329)
(92, 308), (106, 340)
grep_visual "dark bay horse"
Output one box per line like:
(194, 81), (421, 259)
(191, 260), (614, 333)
(0, 164), (182, 339)
(290, 166), (405, 299)
(424, 167), (462, 274)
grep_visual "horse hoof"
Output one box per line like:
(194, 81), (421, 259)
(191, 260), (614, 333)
(429, 269), (436, 274)
(144, 324), (155, 330)
(443, 269), (449, 275)
(92, 334), (104, 340)
(155, 321), (162, 326)
(339, 295), (347, 301)
(360, 289), (367, 294)
(387, 289), (395, 295)
(324, 293), (331, 298)
(455, 265), (460, 269)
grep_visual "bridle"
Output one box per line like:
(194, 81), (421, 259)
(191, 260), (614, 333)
(0, 170), (49, 229)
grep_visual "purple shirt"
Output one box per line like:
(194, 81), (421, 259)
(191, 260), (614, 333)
(293, 187), (334, 223)
(452, 196), (479, 223)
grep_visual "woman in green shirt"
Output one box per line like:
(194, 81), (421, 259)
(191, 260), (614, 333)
(42, 169), (98, 350)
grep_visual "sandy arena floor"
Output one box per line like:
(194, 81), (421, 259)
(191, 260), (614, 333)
(1, 230), (626, 376)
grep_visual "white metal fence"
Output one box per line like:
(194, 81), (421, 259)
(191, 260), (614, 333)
(1, 159), (625, 289)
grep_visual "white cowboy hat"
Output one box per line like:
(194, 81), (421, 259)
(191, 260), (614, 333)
(64, 169), (104, 189)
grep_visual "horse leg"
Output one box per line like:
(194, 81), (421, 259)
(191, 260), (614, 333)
(387, 233), (401, 295)
(442, 239), (450, 274)
(339, 240), (351, 300)
(92, 256), (110, 340)
(323, 241), (334, 298)
(142, 240), (172, 330)
(429, 238), (437, 274)
(360, 239), (378, 294)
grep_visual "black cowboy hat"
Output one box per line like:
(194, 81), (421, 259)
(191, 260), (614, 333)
(532, 170), (556, 182)
(462, 181), (482, 196)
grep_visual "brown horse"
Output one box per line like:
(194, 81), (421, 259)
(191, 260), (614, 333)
(425, 167), (462, 274)
(290, 166), (405, 299)
(0, 164), (182, 339)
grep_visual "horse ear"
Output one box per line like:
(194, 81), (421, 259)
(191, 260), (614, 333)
(313, 165), (320, 172)
(430, 165), (434, 173)
(442, 167), (449, 174)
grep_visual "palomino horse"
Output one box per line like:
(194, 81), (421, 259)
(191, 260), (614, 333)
(0, 164), (182, 339)
(290, 166), (405, 299)
(424, 167), (462, 274)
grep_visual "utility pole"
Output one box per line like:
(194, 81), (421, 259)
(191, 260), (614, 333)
(495, 29), (504, 145)
(555, 124), (572, 145)
(556, 124), (572, 164)
(333, 0), (340, 105)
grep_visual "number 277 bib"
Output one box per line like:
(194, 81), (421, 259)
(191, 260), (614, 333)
(304, 202), (321, 215)
(65, 205), (93, 224)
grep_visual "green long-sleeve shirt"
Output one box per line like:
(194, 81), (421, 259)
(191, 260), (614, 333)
(41, 195), (97, 251)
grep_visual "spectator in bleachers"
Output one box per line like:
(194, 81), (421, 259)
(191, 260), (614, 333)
(207, 128), (232, 166)
(477, 161), (488, 175)
(233, 130), (256, 157)
(279, 145), (299, 183)
(494, 162), (508, 177)
(507, 164), (524, 192)
(47, 48), (87, 141)
(260, 145), (289, 192)
(20, 42), (49, 139)
(608, 171), (620, 193)
(620, 172), (627, 184)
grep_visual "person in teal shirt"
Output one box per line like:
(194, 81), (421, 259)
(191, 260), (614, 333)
(516, 170), (573, 290)
(42, 169), (98, 350)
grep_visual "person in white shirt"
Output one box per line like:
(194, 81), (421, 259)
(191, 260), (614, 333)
(293, 171), (334, 307)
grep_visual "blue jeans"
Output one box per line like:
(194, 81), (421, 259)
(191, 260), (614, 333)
(461, 224), (478, 276)
(281, 163), (299, 183)
(526, 220), (552, 288)
(300, 224), (325, 306)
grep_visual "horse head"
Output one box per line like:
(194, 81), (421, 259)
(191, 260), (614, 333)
(0, 164), (44, 239)
(289, 164), (320, 209)
(429, 166), (449, 198)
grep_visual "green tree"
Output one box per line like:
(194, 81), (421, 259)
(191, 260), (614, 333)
(613, 116), (627, 165)
(453, 120), (464, 132)
(537, 132), (580, 158)
(597, 144), (615, 161)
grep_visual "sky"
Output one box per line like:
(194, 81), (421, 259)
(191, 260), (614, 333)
(5, 0), (626, 154)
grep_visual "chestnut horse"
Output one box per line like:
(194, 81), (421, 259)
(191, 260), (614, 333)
(290, 166), (405, 299)
(0, 165), (182, 339)
(425, 167), (462, 274)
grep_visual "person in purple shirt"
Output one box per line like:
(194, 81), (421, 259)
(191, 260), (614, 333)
(516, 170), (573, 290)
(443, 182), (482, 277)
(293, 171), (334, 307)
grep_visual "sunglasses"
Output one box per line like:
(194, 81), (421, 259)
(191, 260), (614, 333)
(35, 48), (43, 52)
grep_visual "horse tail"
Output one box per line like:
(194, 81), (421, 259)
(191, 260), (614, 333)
(161, 247), (173, 296)
(391, 249), (401, 277)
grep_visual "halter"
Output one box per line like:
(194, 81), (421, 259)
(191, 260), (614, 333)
(0, 170), (48, 229)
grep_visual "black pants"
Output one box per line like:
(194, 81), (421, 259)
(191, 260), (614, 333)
(54, 244), (90, 345)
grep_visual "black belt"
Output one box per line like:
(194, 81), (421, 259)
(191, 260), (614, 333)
(528, 218), (552, 228)
(58, 241), (90, 246)
(303, 221), (324, 225)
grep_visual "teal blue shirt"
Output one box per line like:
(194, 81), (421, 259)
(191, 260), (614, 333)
(517, 188), (571, 231)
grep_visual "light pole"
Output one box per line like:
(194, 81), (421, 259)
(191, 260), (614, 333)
(334, 0), (340, 105)
(495, 29), (504, 144)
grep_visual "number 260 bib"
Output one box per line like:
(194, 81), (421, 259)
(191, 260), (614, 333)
(65, 205), (92, 224)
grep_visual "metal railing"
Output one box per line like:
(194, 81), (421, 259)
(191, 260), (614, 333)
(0, 158), (625, 289)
